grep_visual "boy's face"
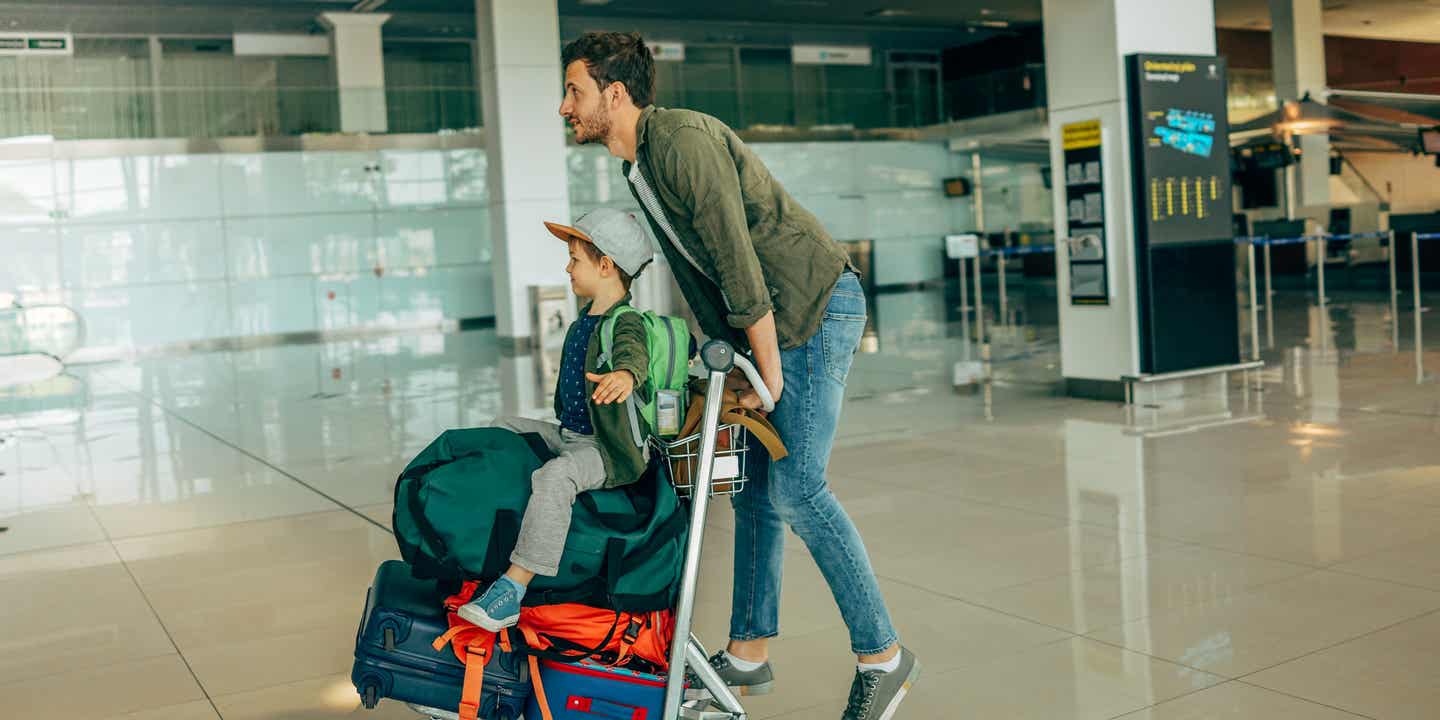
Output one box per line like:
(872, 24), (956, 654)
(565, 240), (608, 299)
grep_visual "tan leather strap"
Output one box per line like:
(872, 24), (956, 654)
(718, 406), (787, 460)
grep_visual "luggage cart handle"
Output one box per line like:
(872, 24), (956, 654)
(699, 340), (775, 413)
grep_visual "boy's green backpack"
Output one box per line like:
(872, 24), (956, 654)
(599, 306), (693, 446)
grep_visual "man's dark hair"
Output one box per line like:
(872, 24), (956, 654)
(561, 32), (655, 108)
(571, 238), (637, 290)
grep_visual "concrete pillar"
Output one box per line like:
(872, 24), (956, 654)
(475, 0), (572, 346)
(1043, 0), (1217, 393)
(318, 12), (390, 133)
(1270, 0), (1330, 208)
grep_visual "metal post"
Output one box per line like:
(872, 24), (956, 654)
(959, 254), (970, 312)
(998, 252), (1009, 327)
(662, 358), (729, 720)
(1315, 236), (1329, 355)
(971, 151), (986, 346)
(972, 153), (985, 232)
(1284, 162), (1297, 221)
(1389, 229), (1399, 352)
(974, 244), (985, 346)
(1414, 232), (1423, 384)
(1264, 241), (1274, 348)
(960, 257), (972, 358)
(1248, 241), (1260, 362)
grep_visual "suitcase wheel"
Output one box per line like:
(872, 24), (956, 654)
(382, 626), (397, 652)
(360, 682), (379, 709)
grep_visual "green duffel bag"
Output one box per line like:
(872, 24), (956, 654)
(392, 427), (688, 612)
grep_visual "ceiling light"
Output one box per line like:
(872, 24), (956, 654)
(866, 8), (915, 18)
(578, 0), (614, 5)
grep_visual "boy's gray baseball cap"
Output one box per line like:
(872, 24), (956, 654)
(544, 208), (653, 276)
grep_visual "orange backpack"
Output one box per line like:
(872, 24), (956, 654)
(431, 581), (674, 720)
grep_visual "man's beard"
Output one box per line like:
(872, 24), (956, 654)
(574, 104), (612, 145)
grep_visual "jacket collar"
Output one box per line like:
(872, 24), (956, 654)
(623, 106), (657, 174)
(634, 105), (656, 154)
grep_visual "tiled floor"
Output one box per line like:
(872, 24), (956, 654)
(5, 281), (1440, 719)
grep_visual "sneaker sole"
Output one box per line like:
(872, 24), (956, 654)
(455, 604), (519, 632)
(876, 659), (922, 720)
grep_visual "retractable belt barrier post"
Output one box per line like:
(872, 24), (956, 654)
(1234, 237), (1268, 361)
(1414, 232), (1440, 383)
(981, 245), (1057, 332)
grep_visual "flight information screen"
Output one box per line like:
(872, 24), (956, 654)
(1126, 54), (1233, 246)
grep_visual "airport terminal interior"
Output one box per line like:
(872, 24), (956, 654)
(5, 0), (1440, 718)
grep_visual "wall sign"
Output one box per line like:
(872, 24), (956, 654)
(1127, 55), (1232, 245)
(1062, 118), (1108, 305)
(945, 234), (979, 260)
(650, 41), (684, 62)
(0, 33), (73, 56)
(792, 45), (872, 66)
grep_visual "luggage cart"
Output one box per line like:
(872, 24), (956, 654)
(657, 339), (774, 720)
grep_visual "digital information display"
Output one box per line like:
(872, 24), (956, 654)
(1061, 119), (1108, 305)
(1126, 55), (1232, 246)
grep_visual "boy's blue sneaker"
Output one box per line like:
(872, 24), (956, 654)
(456, 575), (525, 631)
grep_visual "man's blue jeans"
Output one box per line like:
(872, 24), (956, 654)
(729, 272), (898, 655)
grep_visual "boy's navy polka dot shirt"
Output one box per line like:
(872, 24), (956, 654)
(557, 313), (602, 435)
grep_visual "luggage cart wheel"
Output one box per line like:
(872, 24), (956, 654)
(360, 683), (379, 709)
(382, 626), (397, 651)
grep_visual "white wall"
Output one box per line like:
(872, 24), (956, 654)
(1347, 152), (1440, 216)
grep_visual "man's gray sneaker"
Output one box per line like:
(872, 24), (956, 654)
(685, 651), (776, 700)
(841, 646), (920, 720)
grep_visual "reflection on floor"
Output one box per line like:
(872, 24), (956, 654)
(5, 283), (1440, 719)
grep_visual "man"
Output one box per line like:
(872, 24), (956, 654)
(557, 32), (920, 720)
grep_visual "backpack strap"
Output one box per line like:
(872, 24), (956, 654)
(598, 306), (647, 449)
(432, 621), (497, 720)
(518, 626), (556, 720)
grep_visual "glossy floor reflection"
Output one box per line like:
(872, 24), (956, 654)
(4, 282), (1440, 719)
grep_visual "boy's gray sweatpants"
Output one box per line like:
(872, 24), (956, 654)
(493, 416), (609, 577)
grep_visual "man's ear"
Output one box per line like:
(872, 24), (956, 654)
(607, 81), (628, 108)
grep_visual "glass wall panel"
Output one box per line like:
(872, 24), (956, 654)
(824, 64), (888, 129)
(0, 38), (153, 140)
(158, 39), (335, 137)
(679, 46), (739, 128)
(384, 41), (479, 133)
(739, 48), (793, 128)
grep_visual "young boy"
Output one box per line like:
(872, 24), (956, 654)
(459, 207), (656, 631)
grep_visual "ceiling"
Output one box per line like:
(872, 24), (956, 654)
(554, 0), (1039, 29)
(1214, 0), (1440, 43)
(0, 0), (1436, 42)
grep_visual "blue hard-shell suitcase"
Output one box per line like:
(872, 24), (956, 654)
(352, 560), (530, 719)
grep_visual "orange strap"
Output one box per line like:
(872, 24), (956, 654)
(433, 614), (498, 720)
(520, 625), (555, 720)
(457, 641), (489, 720)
